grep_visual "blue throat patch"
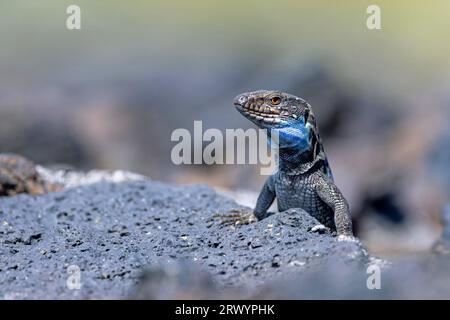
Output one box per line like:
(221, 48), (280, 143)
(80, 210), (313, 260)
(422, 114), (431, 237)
(267, 119), (311, 152)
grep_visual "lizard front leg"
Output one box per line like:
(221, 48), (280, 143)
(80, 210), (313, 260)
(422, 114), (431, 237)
(215, 175), (276, 226)
(253, 175), (276, 220)
(315, 173), (353, 236)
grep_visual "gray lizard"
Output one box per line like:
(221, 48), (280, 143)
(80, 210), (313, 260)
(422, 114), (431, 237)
(221, 90), (353, 236)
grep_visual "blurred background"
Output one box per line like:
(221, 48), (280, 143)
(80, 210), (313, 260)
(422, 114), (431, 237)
(1, 0), (450, 255)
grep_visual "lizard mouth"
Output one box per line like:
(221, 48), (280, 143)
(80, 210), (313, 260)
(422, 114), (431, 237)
(235, 104), (283, 125)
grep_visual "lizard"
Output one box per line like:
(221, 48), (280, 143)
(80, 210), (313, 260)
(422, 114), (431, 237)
(219, 90), (353, 236)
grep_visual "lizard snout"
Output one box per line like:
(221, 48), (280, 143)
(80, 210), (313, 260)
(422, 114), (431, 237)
(233, 94), (248, 107)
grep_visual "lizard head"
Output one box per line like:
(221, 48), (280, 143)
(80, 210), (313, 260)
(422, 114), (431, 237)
(233, 90), (330, 174)
(233, 90), (311, 129)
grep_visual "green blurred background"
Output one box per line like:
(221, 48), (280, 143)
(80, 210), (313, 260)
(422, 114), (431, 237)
(2, 1), (450, 93)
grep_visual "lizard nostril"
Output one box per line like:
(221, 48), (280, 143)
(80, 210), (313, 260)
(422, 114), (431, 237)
(234, 95), (247, 106)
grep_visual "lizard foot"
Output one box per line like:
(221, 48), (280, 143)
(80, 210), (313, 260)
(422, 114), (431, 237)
(212, 209), (258, 227)
(309, 224), (329, 234)
(337, 234), (359, 242)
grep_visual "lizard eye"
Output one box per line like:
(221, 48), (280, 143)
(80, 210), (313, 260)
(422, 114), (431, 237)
(270, 96), (281, 105)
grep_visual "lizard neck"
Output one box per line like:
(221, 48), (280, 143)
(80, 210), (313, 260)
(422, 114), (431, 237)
(262, 107), (333, 179)
(277, 146), (330, 177)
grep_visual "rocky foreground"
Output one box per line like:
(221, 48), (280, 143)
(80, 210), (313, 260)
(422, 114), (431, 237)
(0, 167), (449, 299)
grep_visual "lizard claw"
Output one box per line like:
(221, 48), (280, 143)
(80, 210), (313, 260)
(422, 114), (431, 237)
(337, 234), (359, 242)
(212, 209), (258, 227)
(310, 224), (328, 234)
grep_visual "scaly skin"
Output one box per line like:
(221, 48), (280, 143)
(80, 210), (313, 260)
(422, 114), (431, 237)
(222, 90), (353, 236)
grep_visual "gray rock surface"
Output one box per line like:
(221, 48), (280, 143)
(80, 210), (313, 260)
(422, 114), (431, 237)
(0, 170), (371, 299)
